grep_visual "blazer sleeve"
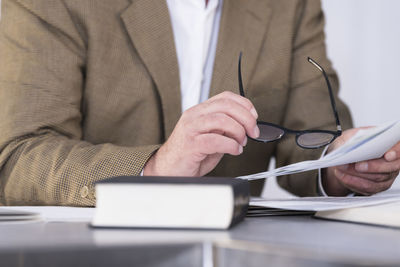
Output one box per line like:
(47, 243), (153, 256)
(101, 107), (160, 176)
(276, 0), (353, 196)
(0, 0), (160, 206)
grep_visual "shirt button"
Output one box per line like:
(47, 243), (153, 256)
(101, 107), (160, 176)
(80, 186), (89, 198)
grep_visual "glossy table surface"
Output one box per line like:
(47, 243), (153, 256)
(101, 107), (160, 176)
(1, 214), (400, 267)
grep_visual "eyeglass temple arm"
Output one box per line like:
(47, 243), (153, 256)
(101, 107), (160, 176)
(239, 54), (342, 133)
(238, 52), (246, 97)
(307, 57), (342, 133)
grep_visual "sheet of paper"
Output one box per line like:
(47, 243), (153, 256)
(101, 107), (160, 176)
(0, 206), (95, 222)
(238, 120), (400, 181)
(250, 189), (400, 211)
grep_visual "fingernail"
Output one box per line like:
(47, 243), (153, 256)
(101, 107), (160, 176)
(250, 108), (258, 119)
(355, 162), (368, 172)
(242, 137), (248, 147)
(385, 151), (397, 162)
(238, 146), (243, 154)
(338, 164), (349, 171)
(334, 168), (344, 179)
(254, 126), (260, 138)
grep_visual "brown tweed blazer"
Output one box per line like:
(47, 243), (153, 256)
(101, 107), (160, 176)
(0, 0), (352, 206)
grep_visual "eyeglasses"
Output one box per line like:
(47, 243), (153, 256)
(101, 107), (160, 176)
(238, 53), (342, 149)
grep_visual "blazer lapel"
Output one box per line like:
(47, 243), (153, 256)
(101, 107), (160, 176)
(121, 0), (181, 138)
(210, 0), (272, 97)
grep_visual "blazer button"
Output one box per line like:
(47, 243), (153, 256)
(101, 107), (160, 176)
(89, 188), (96, 199)
(80, 186), (89, 198)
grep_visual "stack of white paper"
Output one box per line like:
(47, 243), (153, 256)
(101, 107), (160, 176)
(250, 189), (400, 211)
(238, 120), (400, 181)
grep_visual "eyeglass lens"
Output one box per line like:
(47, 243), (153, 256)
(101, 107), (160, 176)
(296, 132), (335, 148)
(256, 124), (285, 142)
(256, 123), (335, 148)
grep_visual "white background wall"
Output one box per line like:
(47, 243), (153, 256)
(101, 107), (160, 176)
(323, 0), (400, 127)
(0, 1), (399, 196)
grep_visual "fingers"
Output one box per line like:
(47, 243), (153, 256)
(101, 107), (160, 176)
(333, 168), (396, 195)
(195, 133), (243, 156)
(384, 141), (400, 162)
(353, 158), (400, 174)
(209, 91), (258, 119)
(192, 113), (247, 146)
(199, 153), (224, 175)
(328, 155), (400, 196)
(204, 91), (259, 138)
(336, 164), (393, 182)
(194, 98), (259, 139)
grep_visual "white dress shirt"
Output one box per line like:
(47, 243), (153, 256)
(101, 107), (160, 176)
(166, 0), (222, 112)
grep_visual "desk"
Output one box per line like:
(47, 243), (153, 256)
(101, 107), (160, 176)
(1, 215), (399, 267)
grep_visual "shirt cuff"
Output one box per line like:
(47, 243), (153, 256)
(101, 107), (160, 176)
(317, 145), (355, 197)
(317, 146), (330, 196)
(140, 170), (144, 176)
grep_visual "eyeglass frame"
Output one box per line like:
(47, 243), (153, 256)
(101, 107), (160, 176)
(238, 52), (342, 149)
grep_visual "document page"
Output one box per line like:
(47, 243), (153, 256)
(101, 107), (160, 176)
(250, 189), (400, 211)
(239, 120), (400, 181)
(0, 206), (95, 222)
(0, 209), (41, 221)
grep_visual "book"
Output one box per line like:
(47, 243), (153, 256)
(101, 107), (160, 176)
(92, 176), (249, 229)
(314, 201), (400, 228)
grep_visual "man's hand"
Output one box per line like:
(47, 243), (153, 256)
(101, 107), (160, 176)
(143, 91), (260, 177)
(323, 128), (400, 196)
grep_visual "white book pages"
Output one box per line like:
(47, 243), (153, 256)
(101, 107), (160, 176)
(238, 121), (400, 181)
